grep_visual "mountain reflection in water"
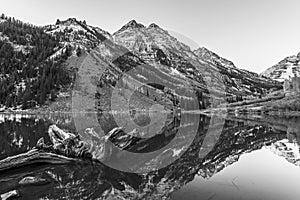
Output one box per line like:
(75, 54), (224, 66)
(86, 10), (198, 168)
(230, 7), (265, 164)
(0, 113), (300, 200)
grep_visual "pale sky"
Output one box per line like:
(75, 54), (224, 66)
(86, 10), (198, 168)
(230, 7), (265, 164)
(1, 0), (300, 73)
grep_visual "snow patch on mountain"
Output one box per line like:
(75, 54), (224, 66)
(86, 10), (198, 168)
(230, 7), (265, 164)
(45, 18), (111, 40)
(0, 32), (32, 54)
(44, 18), (113, 60)
(113, 20), (281, 97)
(113, 20), (197, 61)
(0, 19), (6, 23)
(194, 47), (236, 69)
(261, 54), (300, 82)
(169, 67), (185, 78)
(45, 18), (111, 47)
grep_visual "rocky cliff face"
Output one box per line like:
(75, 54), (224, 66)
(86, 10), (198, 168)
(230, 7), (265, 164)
(43, 18), (111, 57)
(194, 47), (283, 96)
(0, 16), (283, 111)
(261, 53), (300, 82)
(112, 20), (281, 100)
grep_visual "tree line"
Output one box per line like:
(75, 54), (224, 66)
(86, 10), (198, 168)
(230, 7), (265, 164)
(0, 14), (72, 109)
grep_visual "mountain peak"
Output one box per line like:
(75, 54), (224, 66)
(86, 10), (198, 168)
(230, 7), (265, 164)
(124, 20), (145, 28)
(55, 17), (82, 26)
(148, 23), (160, 29)
(55, 17), (89, 27)
(45, 17), (111, 46)
(115, 20), (145, 34)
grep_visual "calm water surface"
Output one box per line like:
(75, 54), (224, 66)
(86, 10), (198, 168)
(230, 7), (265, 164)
(0, 113), (300, 200)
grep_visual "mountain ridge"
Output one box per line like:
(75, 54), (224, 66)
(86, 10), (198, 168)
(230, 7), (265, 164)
(261, 52), (300, 82)
(0, 15), (283, 111)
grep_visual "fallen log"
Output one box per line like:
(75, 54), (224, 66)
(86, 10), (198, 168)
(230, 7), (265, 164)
(0, 125), (92, 173)
(0, 149), (78, 173)
(0, 118), (179, 173)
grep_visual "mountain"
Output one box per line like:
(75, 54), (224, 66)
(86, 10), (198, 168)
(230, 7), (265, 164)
(44, 18), (111, 53)
(0, 15), (282, 111)
(113, 22), (281, 101)
(0, 14), (71, 110)
(261, 53), (300, 82)
(193, 47), (236, 69)
(193, 47), (282, 97)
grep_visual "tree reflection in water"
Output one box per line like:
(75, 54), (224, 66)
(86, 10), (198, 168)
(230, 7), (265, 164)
(0, 113), (299, 199)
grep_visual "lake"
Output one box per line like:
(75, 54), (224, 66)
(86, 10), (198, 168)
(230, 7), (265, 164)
(0, 113), (300, 200)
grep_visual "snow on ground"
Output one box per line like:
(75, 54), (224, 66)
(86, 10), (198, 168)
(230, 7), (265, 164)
(136, 74), (148, 80)
(275, 64), (298, 81)
(169, 67), (185, 78)
(0, 32), (32, 54)
(0, 19), (6, 23)
(49, 46), (66, 60)
(13, 44), (32, 54)
(172, 146), (186, 157)
(57, 92), (70, 98)
(0, 32), (9, 41)
(262, 55), (300, 81)
(0, 114), (4, 124)
(48, 42), (86, 60)
(0, 114), (32, 124)
(47, 22), (87, 34)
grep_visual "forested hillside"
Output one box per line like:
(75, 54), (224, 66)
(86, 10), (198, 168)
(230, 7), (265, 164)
(0, 14), (72, 109)
(0, 14), (283, 111)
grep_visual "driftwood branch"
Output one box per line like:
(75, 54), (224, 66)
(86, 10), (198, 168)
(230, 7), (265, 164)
(0, 125), (89, 173)
(0, 149), (78, 173)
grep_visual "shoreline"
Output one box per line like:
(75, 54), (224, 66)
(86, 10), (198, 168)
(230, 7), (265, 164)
(2, 108), (300, 117)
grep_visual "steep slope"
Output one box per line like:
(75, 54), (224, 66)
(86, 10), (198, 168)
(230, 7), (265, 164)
(194, 47), (236, 69)
(44, 18), (111, 58)
(0, 14), (71, 110)
(113, 20), (282, 102)
(0, 16), (283, 111)
(194, 47), (282, 98)
(113, 20), (208, 86)
(261, 53), (300, 82)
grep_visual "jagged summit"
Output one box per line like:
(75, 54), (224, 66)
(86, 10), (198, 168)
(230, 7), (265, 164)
(45, 17), (111, 42)
(115, 19), (145, 33)
(42, 17), (112, 59)
(115, 20), (165, 35)
(113, 19), (195, 62)
(126, 20), (145, 28)
(54, 17), (87, 26)
(112, 20), (280, 97)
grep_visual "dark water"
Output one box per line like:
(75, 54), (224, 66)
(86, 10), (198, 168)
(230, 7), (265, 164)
(0, 113), (300, 200)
